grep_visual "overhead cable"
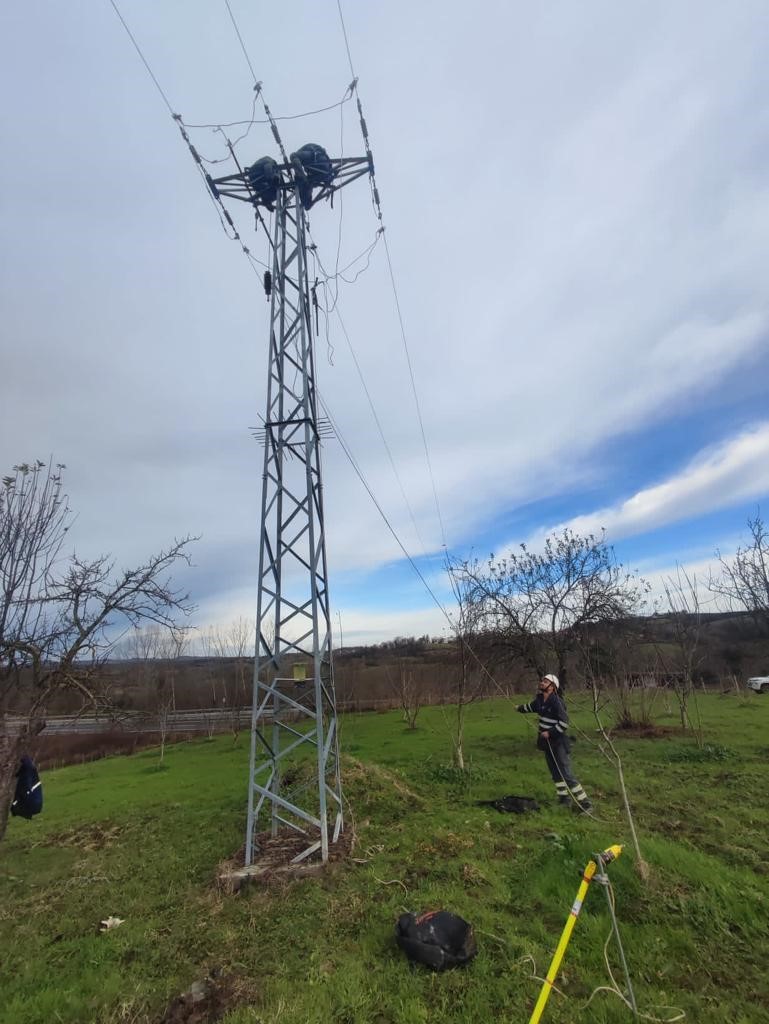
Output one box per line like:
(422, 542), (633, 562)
(335, 0), (447, 548)
(107, 0), (268, 274)
(324, 300), (430, 559)
(108, 0), (175, 115)
(319, 393), (447, 618)
(223, 0), (259, 84)
(320, 393), (507, 696)
(222, 0), (290, 164)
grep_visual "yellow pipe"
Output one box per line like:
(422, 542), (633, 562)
(527, 844), (623, 1024)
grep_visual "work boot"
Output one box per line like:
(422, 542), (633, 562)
(558, 795), (571, 806)
(572, 799), (593, 814)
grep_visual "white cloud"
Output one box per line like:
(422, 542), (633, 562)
(525, 422), (769, 547)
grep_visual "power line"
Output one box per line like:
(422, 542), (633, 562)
(108, 0), (175, 116)
(107, 1), (269, 275)
(336, 0), (357, 80)
(320, 392), (507, 697)
(325, 299), (430, 559)
(223, 0), (259, 84)
(335, 0), (448, 550)
(382, 230), (447, 548)
(319, 393), (447, 618)
(221, 1), (290, 164)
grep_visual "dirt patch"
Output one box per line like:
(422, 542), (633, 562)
(608, 723), (680, 739)
(35, 821), (128, 851)
(218, 825), (355, 893)
(159, 969), (254, 1024)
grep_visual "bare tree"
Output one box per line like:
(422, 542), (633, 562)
(153, 626), (189, 765)
(386, 658), (422, 730)
(445, 561), (486, 770)
(227, 616), (253, 743)
(661, 566), (704, 740)
(709, 512), (769, 630)
(457, 529), (647, 690)
(590, 672), (649, 880)
(198, 626), (221, 739)
(206, 618), (253, 742)
(0, 461), (194, 840)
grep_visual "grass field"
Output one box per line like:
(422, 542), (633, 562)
(1, 691), (768, 1024)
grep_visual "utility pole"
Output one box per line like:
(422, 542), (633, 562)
(210, 146), (371, 864)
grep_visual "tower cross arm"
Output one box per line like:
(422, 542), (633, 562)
(211, 155), (372, 207)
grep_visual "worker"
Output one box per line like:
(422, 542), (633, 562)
(517, 674), (592, 812)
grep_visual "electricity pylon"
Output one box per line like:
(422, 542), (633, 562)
(210, 149), (371, 864)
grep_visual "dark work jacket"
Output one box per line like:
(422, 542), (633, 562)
(519, 691), (569, 737)
(10, 756), (43, 819)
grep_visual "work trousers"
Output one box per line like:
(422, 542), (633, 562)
(541, 735), (589, 803)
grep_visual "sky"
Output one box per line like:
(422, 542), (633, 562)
(1, 2), (768, 647)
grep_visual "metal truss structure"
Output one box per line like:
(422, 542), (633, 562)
(210, 152), (368, 865)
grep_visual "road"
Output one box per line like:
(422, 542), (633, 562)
(5, 708), (255, 735)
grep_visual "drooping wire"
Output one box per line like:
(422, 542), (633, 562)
(224, 86), (260, 150)
(181, 93), (353, 130)
(334, 231), (382, 283)
(332, 90), (346, 315)
(335, 0), (447, 549)
(183, 85), (356, 172)
(173, 117), (270, 272)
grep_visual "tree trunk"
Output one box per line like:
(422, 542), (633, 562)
(453, 702), (466, 770)
(0, 718), (43, 842)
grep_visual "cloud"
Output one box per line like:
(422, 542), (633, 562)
(527, 423), (769, 546)
(3, 2), (769, 644)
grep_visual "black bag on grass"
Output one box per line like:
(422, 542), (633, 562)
(475, 794), (540, 814)
(11, 756), (43, 819)
(396, 910), (477, 971)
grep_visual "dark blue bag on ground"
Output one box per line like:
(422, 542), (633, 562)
(11, 756), (43, 819)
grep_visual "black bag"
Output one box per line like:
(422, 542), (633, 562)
(476, 794), (540, 814)
(11, 756), (43, 819)
(396, 910), (477, 971)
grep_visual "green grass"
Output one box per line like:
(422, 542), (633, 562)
(1, 692), (768, 1023)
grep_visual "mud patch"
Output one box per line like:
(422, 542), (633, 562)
(609, 723), (679, 739)
(35, 821), (127, 851)
(159, 969), (251, 1024)
(218, 826), (354, 893)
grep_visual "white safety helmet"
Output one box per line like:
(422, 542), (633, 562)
(542, 673), (560, 689)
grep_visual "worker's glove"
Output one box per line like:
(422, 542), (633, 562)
(516, 704), (526, 713)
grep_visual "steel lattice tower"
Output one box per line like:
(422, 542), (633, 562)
(211, 150), (371, 864)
